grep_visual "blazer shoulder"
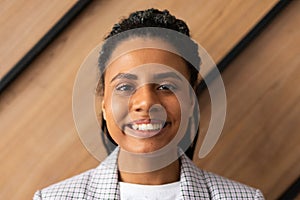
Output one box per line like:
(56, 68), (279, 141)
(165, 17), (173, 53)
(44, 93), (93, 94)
(34, 168), (95, 199)
(202, 170), (265, 199)
(33, 148), (120, 200)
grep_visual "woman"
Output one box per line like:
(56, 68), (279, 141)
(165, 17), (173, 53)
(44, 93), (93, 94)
(34, 8), (264, 199)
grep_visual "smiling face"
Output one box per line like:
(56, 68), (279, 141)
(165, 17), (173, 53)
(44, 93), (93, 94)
(101, 38), (195, 154)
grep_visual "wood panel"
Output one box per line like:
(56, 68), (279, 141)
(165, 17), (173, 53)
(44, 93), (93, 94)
(194, 1), (300, 199)
(0, 0), (278, 199)
(0, 0), (77, 80)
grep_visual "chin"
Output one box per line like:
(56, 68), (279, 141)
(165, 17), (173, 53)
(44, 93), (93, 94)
(122, 143), (165, 154)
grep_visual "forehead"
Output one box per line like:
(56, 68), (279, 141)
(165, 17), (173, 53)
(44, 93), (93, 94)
(109, 37), (177, 60)
(105, 49), (190, 82)
(104, 38), (190, 82)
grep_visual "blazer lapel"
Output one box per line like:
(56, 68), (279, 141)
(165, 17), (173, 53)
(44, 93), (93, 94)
(88, 147), (120, 200)
(179, 152), (210, 199)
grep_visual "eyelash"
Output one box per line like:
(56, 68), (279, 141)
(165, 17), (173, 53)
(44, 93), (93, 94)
(157, 83), (177, 91)
(115, 83), (135, 92)
(115, 83), (177, 93)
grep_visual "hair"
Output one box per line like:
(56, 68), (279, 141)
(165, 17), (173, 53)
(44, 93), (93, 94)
(97, 8), (200, 159)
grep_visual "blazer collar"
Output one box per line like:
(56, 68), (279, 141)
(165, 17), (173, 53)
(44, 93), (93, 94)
(88, 147), (120, 199)
(88, 147), (210, 199)
(179, 149), (210, 199)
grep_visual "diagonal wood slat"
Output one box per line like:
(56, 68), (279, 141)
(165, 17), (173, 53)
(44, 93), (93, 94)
(0, 0), (283, 199)
(195, 1), (300, 199)
(0, 0), (78, 80)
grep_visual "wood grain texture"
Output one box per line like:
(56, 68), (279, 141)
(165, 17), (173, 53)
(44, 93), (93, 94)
(0, 0), (77, 80)
(194, 1), (300, 199)
(0, 0), (279, 199)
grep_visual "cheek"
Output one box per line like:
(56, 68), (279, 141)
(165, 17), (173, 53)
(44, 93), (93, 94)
(180, 88), (194, 106)
(104, 93), (129, 130)
(168, 93), (194, 138)
(162, 97), (181, 118)
(164, 91), (193, 121)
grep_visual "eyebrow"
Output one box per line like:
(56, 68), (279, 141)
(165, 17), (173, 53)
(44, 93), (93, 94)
(110, 73), (138, 83)
(153, 72), (183, 81)
(110, 71), (183, 83)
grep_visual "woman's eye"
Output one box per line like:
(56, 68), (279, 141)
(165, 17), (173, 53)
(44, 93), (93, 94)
(157, 84), (177, 91)
(116, 84), (135, 91)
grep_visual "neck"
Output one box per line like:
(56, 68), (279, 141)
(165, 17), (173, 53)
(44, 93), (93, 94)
(119, 159), (180, 185)
(117, 148), (181, 185)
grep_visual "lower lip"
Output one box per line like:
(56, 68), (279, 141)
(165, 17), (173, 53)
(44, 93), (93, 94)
(124, 124), (168, 139)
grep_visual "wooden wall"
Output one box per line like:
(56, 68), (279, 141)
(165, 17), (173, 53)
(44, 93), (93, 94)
(194, 1), (300, 199)
(1, 0), (299, 199)
(0, 0), (77, 79)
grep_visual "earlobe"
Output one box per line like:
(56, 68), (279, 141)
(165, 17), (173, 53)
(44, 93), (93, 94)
(189, 100), (196, 118)
(102, 101), (106, 120)
(189, 90), (196, 114)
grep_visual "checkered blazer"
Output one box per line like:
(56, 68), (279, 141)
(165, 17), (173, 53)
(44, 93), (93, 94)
(34, 147), (264, 199)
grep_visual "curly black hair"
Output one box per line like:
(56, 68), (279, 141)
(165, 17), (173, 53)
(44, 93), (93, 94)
(107, 9), (190, 37)
(97, 8), (200, 159)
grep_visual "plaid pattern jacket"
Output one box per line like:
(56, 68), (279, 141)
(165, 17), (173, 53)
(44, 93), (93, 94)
(34, 148), (264, 199)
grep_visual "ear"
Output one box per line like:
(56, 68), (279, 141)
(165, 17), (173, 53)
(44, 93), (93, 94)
(189, 89), (196, 114)
(102, 100), (106, 120)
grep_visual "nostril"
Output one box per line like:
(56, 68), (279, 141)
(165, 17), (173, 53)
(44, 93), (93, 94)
(149, 104), (167, 124)
(135, 108), (142, 112)
(149, 104), (163, 112)
(134, 104), (162, 113)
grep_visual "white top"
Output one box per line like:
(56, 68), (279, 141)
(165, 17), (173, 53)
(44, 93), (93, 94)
(119, 181), (181, 200)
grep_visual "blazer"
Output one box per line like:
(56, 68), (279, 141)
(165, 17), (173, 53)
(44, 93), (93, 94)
(33, 147), (264, 199)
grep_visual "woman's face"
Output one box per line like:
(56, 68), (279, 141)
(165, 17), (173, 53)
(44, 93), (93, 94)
(102, 38), (195, 154)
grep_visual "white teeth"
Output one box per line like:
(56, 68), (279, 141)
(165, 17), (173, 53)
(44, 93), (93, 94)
(131, 123), (163, 131)
(132, 124), (138, 130)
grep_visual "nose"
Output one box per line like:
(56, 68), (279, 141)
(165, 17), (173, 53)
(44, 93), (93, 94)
(130, 85), (161, 114)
